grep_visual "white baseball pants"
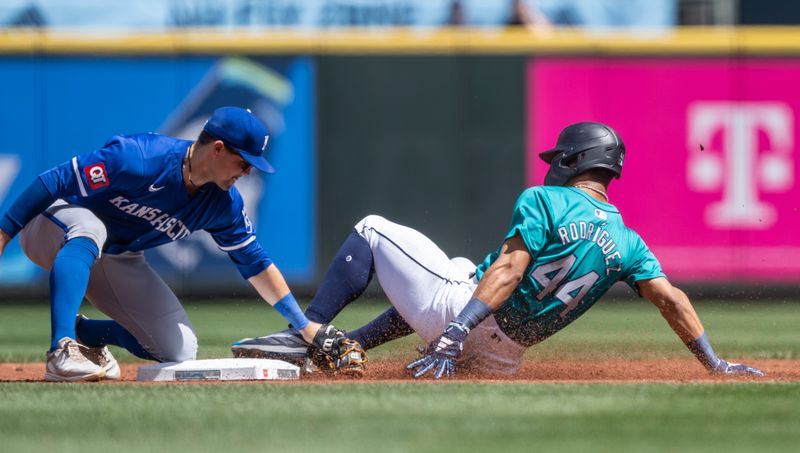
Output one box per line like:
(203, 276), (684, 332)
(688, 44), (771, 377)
(355, 215), (526, 375)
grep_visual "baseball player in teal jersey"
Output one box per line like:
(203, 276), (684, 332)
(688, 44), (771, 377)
(234, 121), (764, 379)
(0, 107), (363, 381)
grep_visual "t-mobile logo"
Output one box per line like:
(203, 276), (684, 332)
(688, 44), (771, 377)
(687, 102), (794, 229)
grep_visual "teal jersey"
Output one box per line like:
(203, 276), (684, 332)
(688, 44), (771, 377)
(475, 186), (665, 347)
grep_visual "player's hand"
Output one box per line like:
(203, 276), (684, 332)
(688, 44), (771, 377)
(0, 228), (10, 257)
(310, 323), (343, 352)
(712, 359), (765, 377)
(406, 321), (469, 379)
(298, 321), (324, 344)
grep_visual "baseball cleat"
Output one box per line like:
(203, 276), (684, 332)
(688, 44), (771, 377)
(231, 328), (310, 366)
(75, 314), (121, 380)
(83, 345), (121, 380)
(45, 337), (106, 382)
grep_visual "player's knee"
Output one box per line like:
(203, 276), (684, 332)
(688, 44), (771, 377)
(67, 216), (108, 251)
(154, 324), (198, 362)
(354, 215), (388, 235)
(450, 257), (477, 276)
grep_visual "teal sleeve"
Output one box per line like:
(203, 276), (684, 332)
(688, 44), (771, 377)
(505, 187), (554, 255)
(624, 234), (666, 291)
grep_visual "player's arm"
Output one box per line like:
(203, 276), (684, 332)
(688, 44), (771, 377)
(637, 277), (764, 377)
(212, 191), (354, 355)
(407, 233), (532, 379)
(247, 264), (323, 343)
(0, 137), (143, 251)
(0, 178), (58, 251)
(472, 233), (533, 310)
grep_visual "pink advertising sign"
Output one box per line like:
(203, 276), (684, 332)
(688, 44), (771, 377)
(528, 58), (800, 281)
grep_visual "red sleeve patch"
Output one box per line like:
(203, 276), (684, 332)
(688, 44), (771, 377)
(84, 162), (110, 190)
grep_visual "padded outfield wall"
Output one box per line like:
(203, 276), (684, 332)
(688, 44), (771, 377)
(0, 28), (799, 295)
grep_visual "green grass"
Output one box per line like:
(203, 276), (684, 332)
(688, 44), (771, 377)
(0, 298), (797, 362)
(1, 299), (799, 453)
(0, 382), (798, 453)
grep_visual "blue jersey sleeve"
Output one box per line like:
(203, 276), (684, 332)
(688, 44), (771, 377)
(623, 232), (666, 293)
(205, 188), (272, 279)
(0, 178), (56, 238)
(38, 135), (147, 199)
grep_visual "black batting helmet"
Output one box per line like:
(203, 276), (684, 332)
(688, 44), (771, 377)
(539, 122), (625, 186)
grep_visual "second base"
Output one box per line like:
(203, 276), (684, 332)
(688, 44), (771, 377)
(136, 358), (300, 382)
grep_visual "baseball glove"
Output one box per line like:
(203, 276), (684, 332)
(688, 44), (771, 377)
(309, 324), (368, 377)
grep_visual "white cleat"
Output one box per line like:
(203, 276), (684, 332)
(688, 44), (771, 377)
(45, 337), (106, 382)
(83, 345), (121, 380)
(76, 314), (121, 380)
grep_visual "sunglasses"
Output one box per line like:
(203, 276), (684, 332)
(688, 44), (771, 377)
(225, 146), (253, 172)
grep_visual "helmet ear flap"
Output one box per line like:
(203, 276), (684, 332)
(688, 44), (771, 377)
(543, 152), (578, 186)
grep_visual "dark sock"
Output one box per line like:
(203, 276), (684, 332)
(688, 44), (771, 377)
(76, 318), (158, 361)
(349, 307), (415, 350)
(305, 231), (374, 323)
(49, 237), (98, 351)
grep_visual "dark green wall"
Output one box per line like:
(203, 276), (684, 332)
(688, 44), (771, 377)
(739, 0), (800, 24)
(317, 56), (526, 273)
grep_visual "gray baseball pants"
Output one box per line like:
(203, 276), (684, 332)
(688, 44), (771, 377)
(19, 201), (197, 362)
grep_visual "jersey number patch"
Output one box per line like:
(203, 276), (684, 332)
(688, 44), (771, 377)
(531, 254), (599, 318)
(84, 163), (110, 190)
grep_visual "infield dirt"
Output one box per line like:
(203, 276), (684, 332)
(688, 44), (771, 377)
(2, 359), (798, 383)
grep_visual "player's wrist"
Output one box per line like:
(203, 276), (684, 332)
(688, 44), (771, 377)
(298, 321), (322, 344)
(453, 297), (493, 331)
(685, 332), (721, 370)
(273, 293), (310, 331)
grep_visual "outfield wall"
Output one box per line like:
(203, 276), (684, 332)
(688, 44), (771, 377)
(0, 28), (798, 294)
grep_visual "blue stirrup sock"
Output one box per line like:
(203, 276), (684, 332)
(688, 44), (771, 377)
(49, 237), (98, 351)
(304, 231), (375, 323)
(76, 317), (158, 361)
(348, 307), (414, 350)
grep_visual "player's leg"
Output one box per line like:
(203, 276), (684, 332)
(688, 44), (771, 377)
(75, 313), (157, 361)
(458, 317), (526, 375)
(232, 226), (410, 362)
(301, 226), (415, 348)
(303, 229), (376, 324)
(346, 260), (480, 349)
(82, 251), (198, 363)
(350, 215), (476, 342)
(233, 215), (473, 360)
(19, 202), (108, 381)
(405, 256), (526, 376)
(346, 307), (414, 350)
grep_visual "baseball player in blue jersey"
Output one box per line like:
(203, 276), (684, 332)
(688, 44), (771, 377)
(0, 106), (365, 381)
(234, 122), (765, 379)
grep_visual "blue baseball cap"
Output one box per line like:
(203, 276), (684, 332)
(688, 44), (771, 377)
(203, 106), (275, 173)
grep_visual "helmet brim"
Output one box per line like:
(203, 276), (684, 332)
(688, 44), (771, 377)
(538, 148), (562, 164)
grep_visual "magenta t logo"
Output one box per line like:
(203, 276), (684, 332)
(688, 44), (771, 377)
(687, 102), (794, 229)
